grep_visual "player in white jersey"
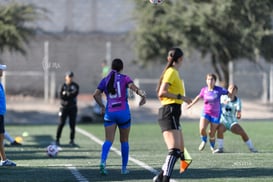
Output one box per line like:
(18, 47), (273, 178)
(213, 84), (257, 153)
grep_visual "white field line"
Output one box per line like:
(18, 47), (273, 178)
(65, 164), (89, 182)
(76, 127), (177, 182)
(76, 127), (158, 174)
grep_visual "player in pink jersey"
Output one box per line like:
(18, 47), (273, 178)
(187, 73), (228, 152)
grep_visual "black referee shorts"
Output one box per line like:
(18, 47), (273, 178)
(158, 103), (181, 132)
(0, 115), (5, 134)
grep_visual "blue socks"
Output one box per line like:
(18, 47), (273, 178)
(101, 140), (112, 164)
(201, 136), (207, 143)
(201, 136), (215, 149)
(121, 142), (129, 171)
(210, 140), (215, 148)
(101, 140), (129, 171)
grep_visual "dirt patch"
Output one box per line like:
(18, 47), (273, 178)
(5, 95), (273, 124)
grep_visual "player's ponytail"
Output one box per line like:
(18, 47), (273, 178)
(106, 58), (124, 95)
(107, 72), (116, 95)
(156, 48), (183, 93)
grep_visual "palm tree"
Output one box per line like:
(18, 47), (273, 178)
(0, 3), (45, 57)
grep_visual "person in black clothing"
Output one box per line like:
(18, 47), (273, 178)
(56, 71), (79, 146)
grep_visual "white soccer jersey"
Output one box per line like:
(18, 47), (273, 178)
(220, 95), (242, 124)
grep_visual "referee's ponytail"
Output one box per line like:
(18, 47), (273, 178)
(156, 48), (183, 94)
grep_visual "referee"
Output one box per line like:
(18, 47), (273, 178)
(56, 71), (79, 146)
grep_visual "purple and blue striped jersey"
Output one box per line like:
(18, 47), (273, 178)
(97, 71), (133, 112)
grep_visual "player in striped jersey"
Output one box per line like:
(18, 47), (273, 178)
(93, 58), (146, 175)
(213, 84), (257, 153)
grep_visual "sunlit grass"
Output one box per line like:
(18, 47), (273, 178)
(3, 121), (273, 182)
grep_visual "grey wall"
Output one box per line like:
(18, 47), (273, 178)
(0, 0), (271, 100)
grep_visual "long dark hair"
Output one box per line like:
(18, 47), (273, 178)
(107, 58), (123, 95)
(156, 48), (184, 93)
(206, 73), (217, 82)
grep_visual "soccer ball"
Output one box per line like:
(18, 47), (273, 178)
(46, 144), (58, 157)
(149, 0), (164, 5)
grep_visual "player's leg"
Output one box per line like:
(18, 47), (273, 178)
(0, 133), (6, 161)
(178, 130), (184, 157)
(199, 117), (209, 151)
(0, 116), (16, 166)
(209, 122), (219, 151)
(161, 130), (181, 182)
(99, 110), (119, 175)
(155, 104), (182, 182)
(214, 124), (227, 153)
(56, 108), (67, 145)
(177, 130), (191, 173)
(208, 115), (222, 152)
(217, 123), (227, 139)
(119, 125), (130, 174)
(4, 131), (21, 146)
(100, 123), (117, 175)
(230, 124), (257, 152)
(161, 105), (183, 181)
(68, 107), (77, 145)
(117, 108), (131, 174)
(0, 116), (6, 161)
(4, 131), (13, 143)
(230, 123), (249, 141)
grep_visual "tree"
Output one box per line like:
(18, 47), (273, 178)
(131, 1), (182, 65)
(0, 3), (45, 58)
(132, 0), (273, 87)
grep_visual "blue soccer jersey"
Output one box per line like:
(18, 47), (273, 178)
(0, 83), (6, 115)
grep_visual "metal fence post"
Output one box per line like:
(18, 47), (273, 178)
(269, 64), (273, 104)
(50, 71), (56, 103)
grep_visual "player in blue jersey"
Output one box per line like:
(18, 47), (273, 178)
(213, 84), (257, 153)
(93, 58), (146, 175)
(0, 64), (16, 166)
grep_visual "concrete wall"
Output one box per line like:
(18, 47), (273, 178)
(0, 0), (271, 100)
(0, 0), (135, 33)
(2, 32), (270, 100)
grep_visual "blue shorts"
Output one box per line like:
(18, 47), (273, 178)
(104, 108), (131, 129)
(201, 112), (220, 124)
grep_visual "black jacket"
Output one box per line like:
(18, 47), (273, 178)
(59, 82), (79, 108)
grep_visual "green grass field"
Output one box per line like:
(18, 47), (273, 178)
(3, 121), (273, 182)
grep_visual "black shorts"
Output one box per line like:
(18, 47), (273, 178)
(0, 115), (5, 134)
(158, 104), (181, 132)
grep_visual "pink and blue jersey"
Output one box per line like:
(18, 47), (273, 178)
(97, 71), (133, 112)
(199, 86), (228, 118)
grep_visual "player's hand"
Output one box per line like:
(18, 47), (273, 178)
(186, 103), (193, 109)
(237, 111), (241, 119)
(139, 96), (146, 106)
(183, 97), (192, 105)
(101, 107), (105, 115)
(137, 89), (146, 97)
(62, 91), (67, 95)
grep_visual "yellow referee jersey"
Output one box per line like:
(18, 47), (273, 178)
(159, 67), (185, 105)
